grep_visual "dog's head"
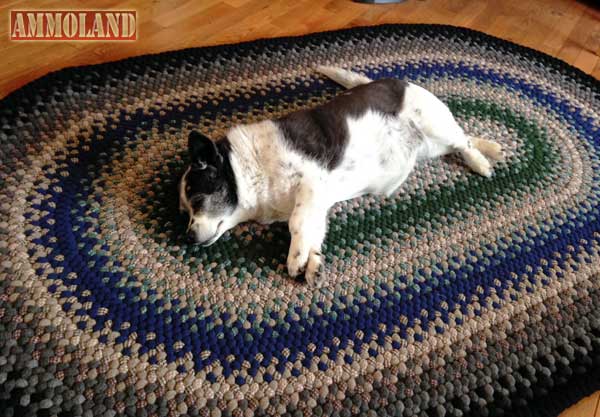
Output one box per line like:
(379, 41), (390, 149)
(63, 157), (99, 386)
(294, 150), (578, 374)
(179, 131), (238, 246)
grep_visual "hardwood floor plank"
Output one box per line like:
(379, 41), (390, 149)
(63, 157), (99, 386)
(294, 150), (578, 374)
(1, 0), (598, 97)
(593, 57), (600, 80)
(575, 49), (600, 74)
(558, 392), (600, 417)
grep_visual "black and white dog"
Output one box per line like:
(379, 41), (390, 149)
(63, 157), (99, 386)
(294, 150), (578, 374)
(179, 67), (502, 286)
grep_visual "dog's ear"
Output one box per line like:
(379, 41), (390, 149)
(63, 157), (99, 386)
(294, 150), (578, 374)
(188, 131), (222, 169)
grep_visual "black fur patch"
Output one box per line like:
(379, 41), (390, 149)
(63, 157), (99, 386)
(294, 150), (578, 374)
(276, 78), (407, 170)
(185, 137), (238, 214)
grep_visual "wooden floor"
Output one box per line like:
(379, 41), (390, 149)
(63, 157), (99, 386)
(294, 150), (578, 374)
(1, 0), (599, 415)
(567, 393), (600, 417)
(0, 0), (599, 97)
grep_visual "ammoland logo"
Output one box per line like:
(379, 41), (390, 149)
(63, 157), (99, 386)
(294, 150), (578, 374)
(10, 11), (137, 41)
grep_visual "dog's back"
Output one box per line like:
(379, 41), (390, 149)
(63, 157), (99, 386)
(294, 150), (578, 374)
(276, 78), (408, 171)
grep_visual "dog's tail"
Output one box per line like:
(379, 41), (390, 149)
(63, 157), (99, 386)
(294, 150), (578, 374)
(316, 66), (372, 89)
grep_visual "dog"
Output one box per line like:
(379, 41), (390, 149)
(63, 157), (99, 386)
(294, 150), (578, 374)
(179, 66), (503, 286)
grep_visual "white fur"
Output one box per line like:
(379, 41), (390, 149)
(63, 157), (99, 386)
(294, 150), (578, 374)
(187, 68), (501, 286)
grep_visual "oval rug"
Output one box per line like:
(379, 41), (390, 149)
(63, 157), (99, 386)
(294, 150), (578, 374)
(1, 24), (599, 417)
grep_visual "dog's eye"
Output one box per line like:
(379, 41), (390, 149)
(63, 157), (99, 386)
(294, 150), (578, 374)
(192, 200), (204, 212)
(186, 185), (191, 192)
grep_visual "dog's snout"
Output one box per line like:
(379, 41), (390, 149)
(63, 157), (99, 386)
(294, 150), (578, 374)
(186, 230), (213, 246)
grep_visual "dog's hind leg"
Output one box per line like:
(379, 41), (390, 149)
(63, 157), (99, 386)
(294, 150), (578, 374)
(460, 144), (493, 177)
(403, 83), (501, 177)
(471, 137), (504, 162)
(316, 66), (372, 89)
(458, 136), (505, 177)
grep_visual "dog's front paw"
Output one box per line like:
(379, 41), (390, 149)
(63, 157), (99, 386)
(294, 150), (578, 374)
(305, 250), (324, 287)
(287, 248), (309, 278)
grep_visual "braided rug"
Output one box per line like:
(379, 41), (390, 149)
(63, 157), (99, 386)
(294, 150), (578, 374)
(1, 25), (599, 417)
